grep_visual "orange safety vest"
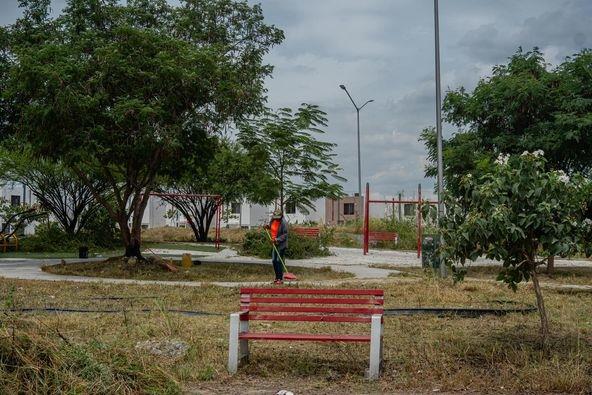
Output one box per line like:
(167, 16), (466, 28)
(270, 219), (281, 240)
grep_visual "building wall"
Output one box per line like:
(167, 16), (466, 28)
(324, 195), (362, 225)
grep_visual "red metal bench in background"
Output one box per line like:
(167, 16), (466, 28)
(292, 227), (320, 238)
(368, 231), (398, 246)
(228, 288), (384, 379)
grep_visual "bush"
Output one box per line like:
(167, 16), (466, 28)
(21, 209), (119, 252)
(328, 217), (438, 250)
(241, 227), (331, 259)
(21, 222), (80, 252)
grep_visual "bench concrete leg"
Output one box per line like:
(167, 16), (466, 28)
(239, 318), (249, 361)
(367, 314), (383, 380)
(228, 313), (240, 374)
(228, 312), (249, 374)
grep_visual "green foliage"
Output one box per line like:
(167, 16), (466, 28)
(421, 48), (592, 197)
(238, 104), (346, 213)
(442, 152), (590, 281)
(441, 151), (592, 334)
(0, 143), (107, 236)
(22, 209), (119, 252)
(160, 138), (276, 241)
(2, 0), (283, 256)
(242, 227), (331, 259)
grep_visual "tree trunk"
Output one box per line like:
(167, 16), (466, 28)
(117, 217), (143, 259)
(546, 255), (555, 275)
(531, 268), (549, 342)
(127, 221), (143, 259)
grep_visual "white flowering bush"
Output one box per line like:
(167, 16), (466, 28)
(441, 151), (592, 339)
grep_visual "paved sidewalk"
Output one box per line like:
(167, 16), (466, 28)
(0, 246), (590, 288)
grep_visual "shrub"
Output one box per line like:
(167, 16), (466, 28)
(241, 227), (331, 259)
(21, 209), (119, 252)
(21, 222), (80, 252)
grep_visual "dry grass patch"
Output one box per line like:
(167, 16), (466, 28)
(142, 226), (248, 245)
(142, 226), (195, 242)
(386, 265), (592, 286)
(42, 258), (352, 282)
(0, 278), (590, 393)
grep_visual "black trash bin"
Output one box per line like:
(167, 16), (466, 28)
(79, 246), (89, 259)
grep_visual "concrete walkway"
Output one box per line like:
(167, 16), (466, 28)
(0, 247), (590, 290)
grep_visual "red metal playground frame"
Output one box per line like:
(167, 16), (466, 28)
(363, 183), (437, 258)
(150, 193), (223, 250)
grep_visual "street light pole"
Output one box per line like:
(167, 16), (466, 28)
(339, 84), (373, 221)
(434, 0), (444, 219)
(434, 0), (447, 278)
(356, 107), (361, 203)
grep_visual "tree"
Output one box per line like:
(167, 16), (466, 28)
(420, 48), (592, 272)
(159, 137), (276, 241)
(0, 145), (106, 236)
(0, 200), (45, 240)
(2, 0), (283, 257)
(238, 104), (345, 213)
(440, 151), (591, 340)
(421, 48), (592, 197)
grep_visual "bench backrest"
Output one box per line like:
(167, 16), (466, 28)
(240, 288), (384, 323)
(292, 227), (320, 237)
(368, 231), (398, 241)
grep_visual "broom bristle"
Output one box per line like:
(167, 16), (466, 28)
(284, 272), (297, 280)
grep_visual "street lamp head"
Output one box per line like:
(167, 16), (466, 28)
(368, 99), (375, 103)
(339, 84), (346, 90)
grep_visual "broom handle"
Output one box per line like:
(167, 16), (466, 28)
(264, 228), (290, 273)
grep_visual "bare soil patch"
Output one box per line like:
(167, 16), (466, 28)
(42, 257), (352, 282)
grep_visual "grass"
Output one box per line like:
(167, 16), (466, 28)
(0, 277), (590, 393)
(379, 264), (592, 286)
(142, 226), (247, 245)
(42, 258), (352, 282)
(144, 242), (219, 253)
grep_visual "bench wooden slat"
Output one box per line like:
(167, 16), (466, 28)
(241, 296), (384, 305)
(241, 305), (384, 314)
(240, 288), (384, 296)
(239, 332), (371, 342)
(245, 314), (373, 323)
(292, 227), (320, 238)
(368, 231), (398, 241)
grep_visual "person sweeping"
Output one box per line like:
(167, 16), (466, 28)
(265, 209), (290, 284)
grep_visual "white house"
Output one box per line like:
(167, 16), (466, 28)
(0, 181), (36, 235)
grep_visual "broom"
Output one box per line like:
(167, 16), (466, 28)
(264, 228), (297, 281)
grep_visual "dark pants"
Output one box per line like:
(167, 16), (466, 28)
(271, 247), (286, 280)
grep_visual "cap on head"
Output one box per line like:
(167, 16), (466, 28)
(272, 209), (283, 218)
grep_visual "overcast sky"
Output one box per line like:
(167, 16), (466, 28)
(2, 0), (591, 200)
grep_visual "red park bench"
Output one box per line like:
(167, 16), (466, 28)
(292, 227), (320, 238)
(368, 231), (398, 246)
(228, 287), (385, 379)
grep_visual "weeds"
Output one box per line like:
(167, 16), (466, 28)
(0, 276), (590, 393)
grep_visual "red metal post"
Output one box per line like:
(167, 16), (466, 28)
(363, 183), (370, 255)
(417, 184), (422, 258)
